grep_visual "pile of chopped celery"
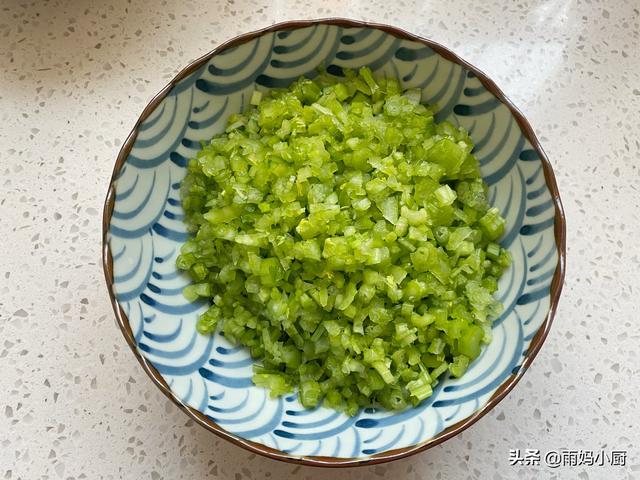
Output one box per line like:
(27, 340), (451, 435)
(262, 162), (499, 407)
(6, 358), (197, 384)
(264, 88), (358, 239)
(177, 67), (510, 415)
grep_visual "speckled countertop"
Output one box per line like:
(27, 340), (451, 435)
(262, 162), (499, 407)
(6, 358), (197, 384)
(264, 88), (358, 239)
(1, 1), (639, 479)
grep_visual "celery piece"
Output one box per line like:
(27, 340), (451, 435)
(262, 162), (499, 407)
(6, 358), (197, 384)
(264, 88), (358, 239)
(434, 184), (457, 206)
(250, 90), (263, 106)
(458, 325), (484, 360)
(449, 355), (470, 378)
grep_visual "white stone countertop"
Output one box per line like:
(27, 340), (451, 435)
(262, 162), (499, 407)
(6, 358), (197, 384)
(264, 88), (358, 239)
(1, 1), (639, 479)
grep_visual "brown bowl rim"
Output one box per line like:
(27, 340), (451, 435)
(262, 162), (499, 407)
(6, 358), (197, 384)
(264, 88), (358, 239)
(102, 17), (567, 468)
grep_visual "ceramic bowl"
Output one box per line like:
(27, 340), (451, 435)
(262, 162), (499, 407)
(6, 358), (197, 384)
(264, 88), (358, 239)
(102, 18), (566, 467)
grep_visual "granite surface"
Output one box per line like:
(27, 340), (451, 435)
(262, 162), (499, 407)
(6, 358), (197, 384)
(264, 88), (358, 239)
(1, 1), (639, 479)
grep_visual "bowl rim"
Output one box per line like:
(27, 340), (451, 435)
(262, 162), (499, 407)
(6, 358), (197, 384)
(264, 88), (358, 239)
(102, 17), (567, 468)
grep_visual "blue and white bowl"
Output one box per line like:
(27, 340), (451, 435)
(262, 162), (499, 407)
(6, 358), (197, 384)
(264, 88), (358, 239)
(102, 19), (566, 467)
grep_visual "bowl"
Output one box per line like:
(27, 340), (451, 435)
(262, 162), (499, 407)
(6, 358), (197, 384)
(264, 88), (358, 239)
(102, 18), (566, 467)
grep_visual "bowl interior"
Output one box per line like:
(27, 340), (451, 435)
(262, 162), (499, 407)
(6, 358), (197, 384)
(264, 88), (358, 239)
(106, 22), (561, 464)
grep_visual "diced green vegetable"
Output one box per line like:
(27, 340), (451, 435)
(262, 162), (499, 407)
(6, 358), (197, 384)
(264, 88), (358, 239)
(449, 355), (470, 378)
(177, 68), (510, 415)
(434, 184), (457, 206)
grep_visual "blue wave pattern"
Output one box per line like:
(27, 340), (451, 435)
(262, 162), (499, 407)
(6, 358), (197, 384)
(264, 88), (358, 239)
(109, 25), (558, 458)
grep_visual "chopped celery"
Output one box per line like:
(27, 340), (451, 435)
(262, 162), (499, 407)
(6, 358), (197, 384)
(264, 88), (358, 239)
(458, 324), (484, 359)
(250, 90), (263, 106)
(449, 355), (470, 378)
(434, 184), (457, 206)
(177, 67), (510, 415)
